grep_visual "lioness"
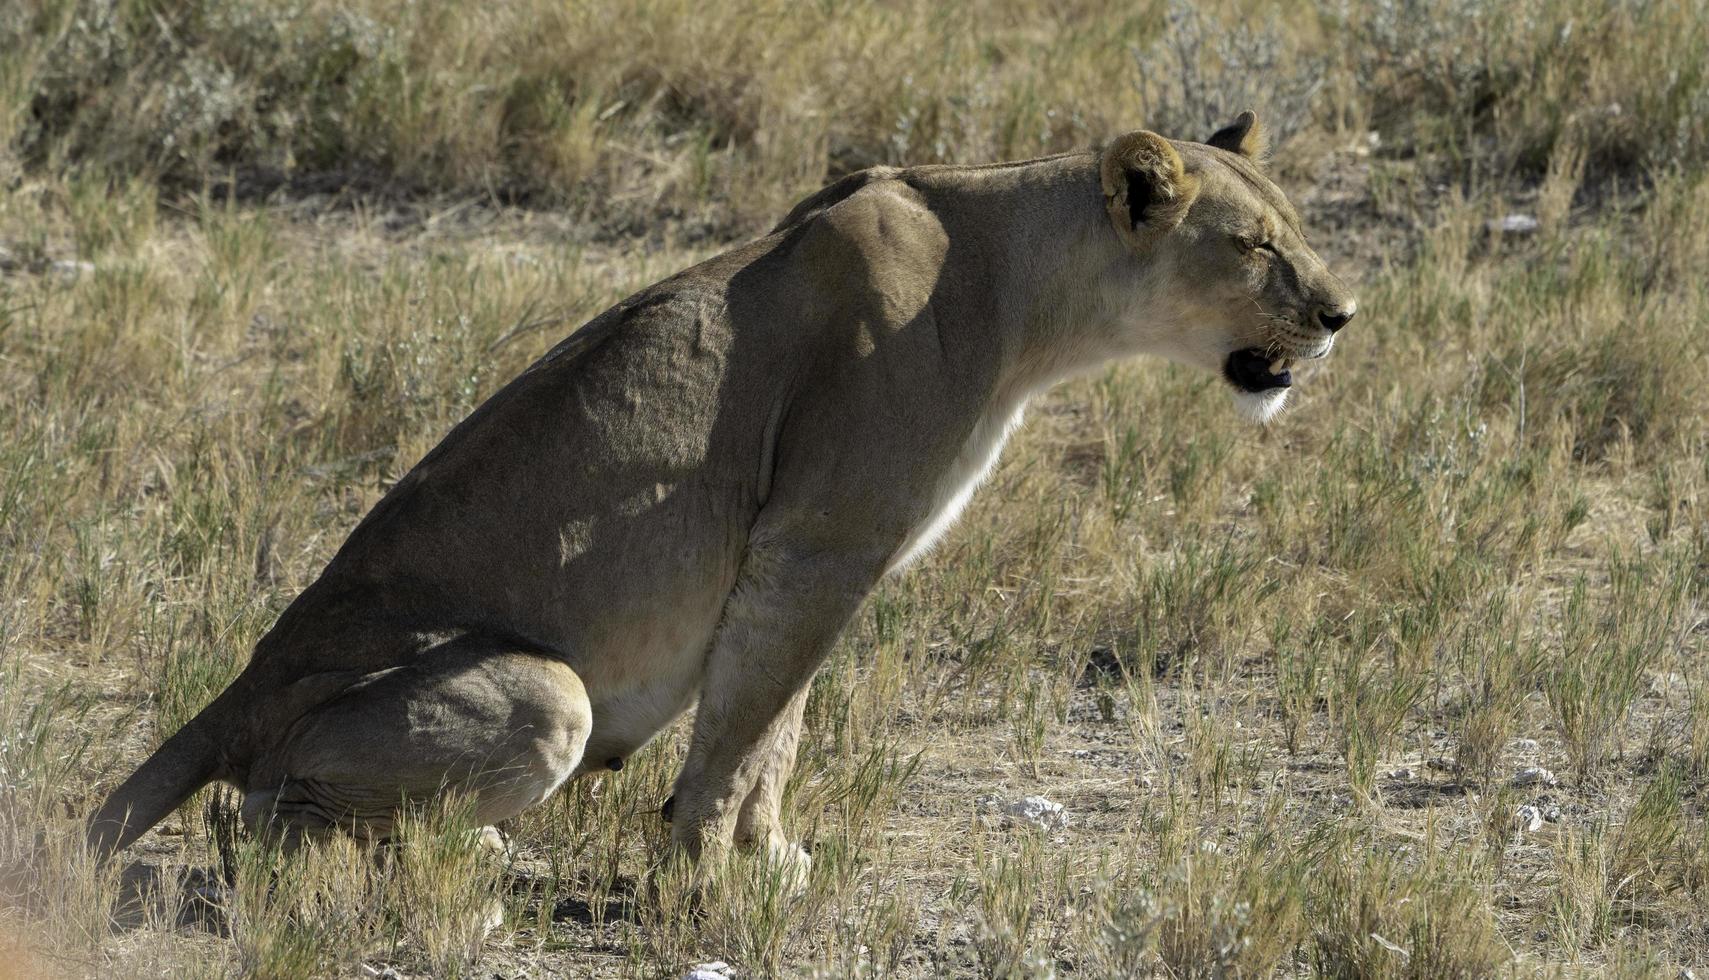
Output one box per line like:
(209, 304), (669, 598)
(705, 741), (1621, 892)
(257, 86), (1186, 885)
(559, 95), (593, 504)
(88, 112), (1354, 872)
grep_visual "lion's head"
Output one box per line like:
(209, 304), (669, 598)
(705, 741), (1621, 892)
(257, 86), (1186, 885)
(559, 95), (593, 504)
(1099, 111), (1357, 423)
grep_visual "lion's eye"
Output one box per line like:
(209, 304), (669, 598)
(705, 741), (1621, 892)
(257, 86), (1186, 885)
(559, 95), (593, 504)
(1239, 236), (1274, 255)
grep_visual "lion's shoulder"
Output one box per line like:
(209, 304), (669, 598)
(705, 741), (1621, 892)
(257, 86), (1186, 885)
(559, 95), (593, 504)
(769, 166), (905, 234)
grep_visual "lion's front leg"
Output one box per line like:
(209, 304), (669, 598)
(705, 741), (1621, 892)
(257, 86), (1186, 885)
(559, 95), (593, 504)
(669, 547), (875, 871)
(732, 685), (811, 872)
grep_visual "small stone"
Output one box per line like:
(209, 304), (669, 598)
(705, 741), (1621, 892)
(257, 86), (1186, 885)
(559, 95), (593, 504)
(1542, 805), (1563, 823)
(683, 962), (734, 980)
(1388, 767), (1417, 781)
(1512, 766), (1558, 788)
(50, 259), (95, 278)
(1516, 805), (1544, 833)
(1489, 214), (1540, 235)
(1002, 795), (1070, 831)
(1510, 738), (1540, 753)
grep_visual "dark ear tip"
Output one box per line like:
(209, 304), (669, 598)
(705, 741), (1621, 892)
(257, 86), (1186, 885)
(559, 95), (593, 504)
(1207, 110), (1263, 156)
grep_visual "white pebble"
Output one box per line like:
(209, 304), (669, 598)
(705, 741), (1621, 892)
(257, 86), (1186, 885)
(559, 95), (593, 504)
(1512, 766), (1558, 788)
(1489, 214), (1540, 235)
(1002, 795), (1070, 831)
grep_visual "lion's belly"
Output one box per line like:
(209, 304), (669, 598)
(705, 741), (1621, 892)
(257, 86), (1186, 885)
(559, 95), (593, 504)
(887, 399), (1028, 574)
(563, 555), (735, 771)
(579, 680), (702, 772)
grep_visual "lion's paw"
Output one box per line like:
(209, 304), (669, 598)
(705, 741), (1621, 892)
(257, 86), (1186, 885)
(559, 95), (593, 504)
(763, 838), (812, 894)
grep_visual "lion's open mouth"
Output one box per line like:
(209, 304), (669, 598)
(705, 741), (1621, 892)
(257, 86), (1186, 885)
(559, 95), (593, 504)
(1224, 348), (1294, 393)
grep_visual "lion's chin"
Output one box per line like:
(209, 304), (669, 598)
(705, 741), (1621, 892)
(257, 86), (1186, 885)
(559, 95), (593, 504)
(1231, 387), (1289, 425)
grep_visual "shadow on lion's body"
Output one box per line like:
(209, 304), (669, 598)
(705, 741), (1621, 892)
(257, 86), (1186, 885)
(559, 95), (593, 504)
(88, 116), (1355, 868)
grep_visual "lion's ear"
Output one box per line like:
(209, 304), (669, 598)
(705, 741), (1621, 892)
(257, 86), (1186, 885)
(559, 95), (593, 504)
(1100, 131), (1199, 249)
(1206, 109), (1268, 160)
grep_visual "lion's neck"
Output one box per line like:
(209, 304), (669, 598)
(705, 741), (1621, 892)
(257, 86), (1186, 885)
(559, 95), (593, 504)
(876, 159), (1185, 573)
(914, 158), (1183, 405)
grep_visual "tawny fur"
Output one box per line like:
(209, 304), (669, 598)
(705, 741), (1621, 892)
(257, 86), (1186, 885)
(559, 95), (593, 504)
(86, 115), (1356, 874)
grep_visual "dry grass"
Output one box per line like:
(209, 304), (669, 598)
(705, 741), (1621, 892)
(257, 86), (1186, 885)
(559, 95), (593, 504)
(2, 0), (1709, 976)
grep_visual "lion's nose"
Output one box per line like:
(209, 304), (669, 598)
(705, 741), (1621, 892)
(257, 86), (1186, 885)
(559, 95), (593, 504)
(1318, 303), (1356, 333)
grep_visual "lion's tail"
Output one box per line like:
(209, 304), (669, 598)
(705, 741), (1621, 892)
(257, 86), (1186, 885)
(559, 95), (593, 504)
(86, 686), (241, 859)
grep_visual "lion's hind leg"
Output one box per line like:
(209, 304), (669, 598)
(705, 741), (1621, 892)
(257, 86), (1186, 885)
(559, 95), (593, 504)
(242, 641), (591, 846)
